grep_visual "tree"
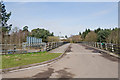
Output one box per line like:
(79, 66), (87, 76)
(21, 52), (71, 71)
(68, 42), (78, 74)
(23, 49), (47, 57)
(79, 32), (81, 35)
(81, 29), (91, 40)
(85, 31), (97, 42)
(65, 35), (68, 38)
(0, 1), (12, 44)
(30, 28), (54, 42)
(23, 26), (28, 31)
(94, 28), (102, 33)
(51, 32), (54, 36)
(47, 36), (60, 42)
(11, 27), (19, 33)
(69, 35), (82, 43)
(106, 28), (120, 44)
(97, 29), (111, 42)
(0, 1), (12, 32)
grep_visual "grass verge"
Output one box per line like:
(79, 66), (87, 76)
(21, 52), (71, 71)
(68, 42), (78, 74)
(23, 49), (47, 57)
(2, 52), (62, 69)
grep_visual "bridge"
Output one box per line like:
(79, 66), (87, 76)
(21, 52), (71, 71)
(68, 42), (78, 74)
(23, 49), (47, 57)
(2, 43), (118, 78)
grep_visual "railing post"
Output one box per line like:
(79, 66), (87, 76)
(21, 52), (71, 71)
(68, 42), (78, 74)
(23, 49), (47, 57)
(95, 42), (96, 47)
(112, 44), (114, 52)
(44, 43), (46, 51)
(97, 42), (99, 48)
(100, 43), (103, 49)
(105, 43), (108, 51)
(14, 44), (16, 54)
(46, 43), (49, 51)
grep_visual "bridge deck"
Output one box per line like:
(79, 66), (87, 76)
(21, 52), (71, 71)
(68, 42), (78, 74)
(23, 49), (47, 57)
(2, 43), (118, 78)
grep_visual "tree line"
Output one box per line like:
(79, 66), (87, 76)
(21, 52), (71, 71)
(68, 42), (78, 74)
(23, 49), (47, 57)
(67, 28), (120, 44)
(1, 1), (119, 45)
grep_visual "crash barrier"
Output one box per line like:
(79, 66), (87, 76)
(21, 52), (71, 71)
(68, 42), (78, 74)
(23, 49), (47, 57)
(0, 42), (68, 55)
(81, 42), (120, 54)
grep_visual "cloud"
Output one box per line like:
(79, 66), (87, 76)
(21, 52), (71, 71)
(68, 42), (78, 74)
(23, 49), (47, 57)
(91, 9), (113, 17)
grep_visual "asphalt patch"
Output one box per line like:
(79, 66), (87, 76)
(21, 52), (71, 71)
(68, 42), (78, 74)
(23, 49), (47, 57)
(55, 68), (74, 78)
(66, 56), (70, 59)
(65, 45), (72, 53)
(32, 68), (54, 78)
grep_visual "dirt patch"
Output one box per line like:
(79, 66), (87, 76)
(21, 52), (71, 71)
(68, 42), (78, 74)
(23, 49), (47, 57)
(32, 68), (54, 78)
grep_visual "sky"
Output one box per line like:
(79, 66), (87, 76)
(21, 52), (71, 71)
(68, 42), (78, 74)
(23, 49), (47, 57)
(5, 2), (118, 37)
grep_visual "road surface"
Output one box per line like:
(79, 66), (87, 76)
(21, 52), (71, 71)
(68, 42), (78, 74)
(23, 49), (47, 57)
(2, 43), (118, 78)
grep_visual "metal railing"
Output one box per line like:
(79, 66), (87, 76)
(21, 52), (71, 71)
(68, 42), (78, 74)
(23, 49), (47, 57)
(82, 42), (120, 54)
(0, 41), (67, 55)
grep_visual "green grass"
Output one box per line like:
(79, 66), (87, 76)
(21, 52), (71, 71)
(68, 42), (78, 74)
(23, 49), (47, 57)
(2, 52), (62, 69)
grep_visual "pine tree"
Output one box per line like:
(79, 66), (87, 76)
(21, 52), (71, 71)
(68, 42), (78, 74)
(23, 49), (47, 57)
(0, 1), (12, 44)
(0, 1), (12, 33)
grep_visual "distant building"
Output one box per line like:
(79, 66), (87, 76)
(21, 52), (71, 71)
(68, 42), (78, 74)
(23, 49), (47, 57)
(60, 37), (67, 40)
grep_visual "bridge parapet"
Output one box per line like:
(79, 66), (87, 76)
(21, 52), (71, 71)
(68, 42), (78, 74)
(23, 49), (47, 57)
(0, 42), (68, 55)
(81, 42), (120, 55)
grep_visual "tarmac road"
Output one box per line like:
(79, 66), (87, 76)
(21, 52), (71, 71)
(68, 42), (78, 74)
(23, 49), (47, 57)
(2, 43), (118, 78)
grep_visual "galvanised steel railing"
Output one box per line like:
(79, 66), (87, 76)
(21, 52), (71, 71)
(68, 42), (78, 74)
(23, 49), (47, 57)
(0, 42), (68, 55)
(81, 42), (120, 55)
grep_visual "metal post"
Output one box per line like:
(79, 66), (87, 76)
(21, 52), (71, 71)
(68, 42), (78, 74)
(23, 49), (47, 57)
(97, 42), (99, 48)
(112, 44), (114, 52)
(100, 43), (103, 49)
(14, 44), (16, 54)
(105, 43), (108, 51)
(95, 42), (96, 47)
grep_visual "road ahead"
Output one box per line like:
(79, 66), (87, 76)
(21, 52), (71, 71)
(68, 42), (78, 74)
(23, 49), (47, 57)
(3, 43), (118, 78)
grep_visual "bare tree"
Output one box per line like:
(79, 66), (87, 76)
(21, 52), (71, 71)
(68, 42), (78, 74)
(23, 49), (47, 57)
(85, 31), (97, 42)
(47, 36), (60, 42)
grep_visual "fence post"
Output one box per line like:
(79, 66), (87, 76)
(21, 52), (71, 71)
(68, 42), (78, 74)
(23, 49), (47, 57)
(112, 44), (114, 52)
(95, 42), (96, 47)
(14, 44), (16, 54)
(46, 43), (49, 51)
(100, 43), (103, 49)
(97, 42), (99, 48)
(105, 43), (108, 51)
(55, 42), (57, 48)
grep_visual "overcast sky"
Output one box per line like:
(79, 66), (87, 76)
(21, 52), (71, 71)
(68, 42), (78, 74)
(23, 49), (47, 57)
(5, 2), (118, 37)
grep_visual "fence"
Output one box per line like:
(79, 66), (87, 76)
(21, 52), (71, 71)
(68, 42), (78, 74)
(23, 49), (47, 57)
(0, 44), (26, 55)
(82, 42), (120, 54)
(0, 41), (67, 55)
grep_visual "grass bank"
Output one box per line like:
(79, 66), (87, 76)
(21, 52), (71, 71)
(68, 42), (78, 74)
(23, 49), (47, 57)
(2, 52), (62, 69)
